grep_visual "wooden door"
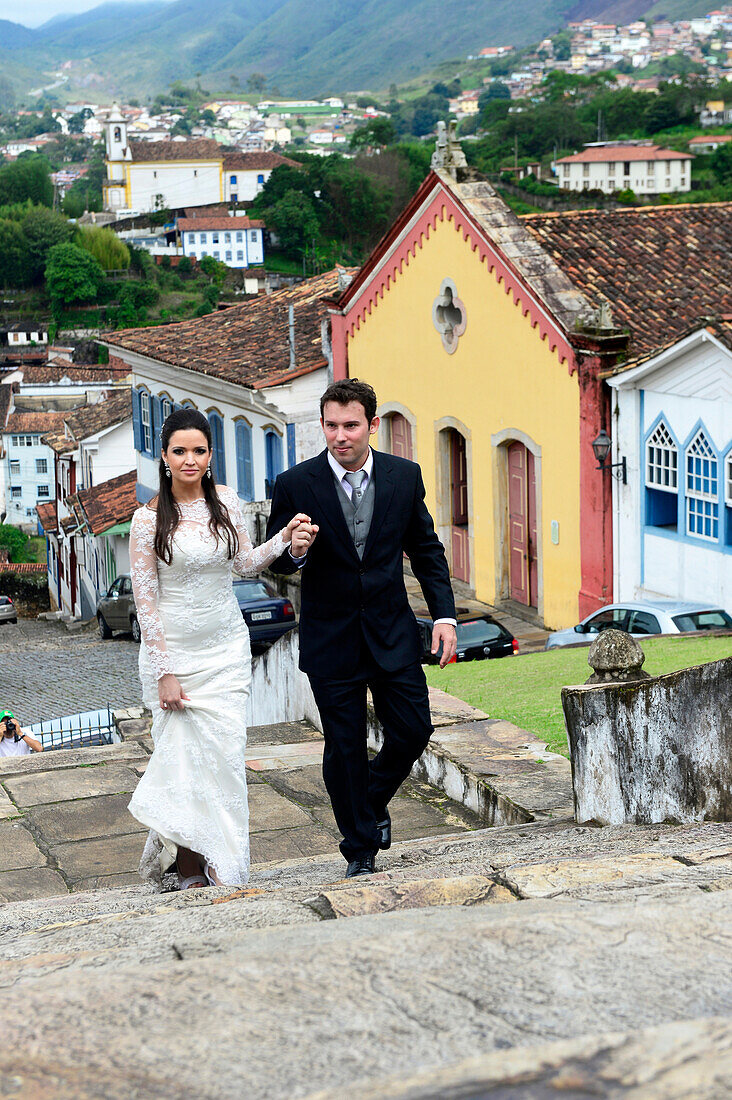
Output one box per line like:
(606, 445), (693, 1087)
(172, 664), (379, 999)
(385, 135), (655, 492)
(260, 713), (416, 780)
(69, 539), (77, 614)
(390, 414), (413, 460)
(508, 442), (537, 607)
(449, 430), (469, 583)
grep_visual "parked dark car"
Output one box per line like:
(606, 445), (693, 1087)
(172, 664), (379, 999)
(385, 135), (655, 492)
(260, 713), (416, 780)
(97, 576), (140, 642)
(233, 578), (296, 652)
(97, 574), (297, 651)
(416, 611), (518, 664)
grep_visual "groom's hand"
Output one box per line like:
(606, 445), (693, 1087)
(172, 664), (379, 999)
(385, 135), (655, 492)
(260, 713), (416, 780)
(432, 623), (457, 669)
(290, 519), (319, 557)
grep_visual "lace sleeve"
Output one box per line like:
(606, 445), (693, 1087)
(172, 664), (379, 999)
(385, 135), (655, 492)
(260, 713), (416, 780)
(222, 488), (291, 576)
(129, 507), (174, 680)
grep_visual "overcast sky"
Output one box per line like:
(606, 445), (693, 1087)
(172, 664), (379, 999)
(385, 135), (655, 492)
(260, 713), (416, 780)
(1, 0), (158, 27)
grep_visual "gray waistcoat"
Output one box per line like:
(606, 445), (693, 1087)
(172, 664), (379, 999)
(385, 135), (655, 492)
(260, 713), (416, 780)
(334, 473), (376, 559)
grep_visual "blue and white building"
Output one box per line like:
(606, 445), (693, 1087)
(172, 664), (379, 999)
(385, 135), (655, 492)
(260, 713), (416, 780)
(2, 413), (59, 532)
(178, 216), (265, 269)
(608, 322), (732, 610)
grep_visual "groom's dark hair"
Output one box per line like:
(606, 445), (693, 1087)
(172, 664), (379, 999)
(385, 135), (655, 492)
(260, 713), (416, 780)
(320, 379), (377, 423)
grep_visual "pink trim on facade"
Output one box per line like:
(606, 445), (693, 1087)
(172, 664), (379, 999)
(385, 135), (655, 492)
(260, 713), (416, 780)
(334, 182), (576, 380)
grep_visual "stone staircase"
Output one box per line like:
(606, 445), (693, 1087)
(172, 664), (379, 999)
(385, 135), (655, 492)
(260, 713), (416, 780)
(2, 811), (731, 1098)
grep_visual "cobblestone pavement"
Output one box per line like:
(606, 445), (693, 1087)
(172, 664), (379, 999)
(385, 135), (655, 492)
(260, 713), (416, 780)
(0, 619), (142, 725)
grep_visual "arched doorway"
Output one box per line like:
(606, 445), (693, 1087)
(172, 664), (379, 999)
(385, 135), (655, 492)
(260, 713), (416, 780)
(447, 428), (469, 583)
(507, 441), (538, 607)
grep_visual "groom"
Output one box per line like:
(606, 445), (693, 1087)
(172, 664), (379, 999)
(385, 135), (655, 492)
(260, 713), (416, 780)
(267, 379), (456, 877)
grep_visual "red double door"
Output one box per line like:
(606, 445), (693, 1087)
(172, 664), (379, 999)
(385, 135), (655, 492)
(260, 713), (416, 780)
(507, 441), (538, 607)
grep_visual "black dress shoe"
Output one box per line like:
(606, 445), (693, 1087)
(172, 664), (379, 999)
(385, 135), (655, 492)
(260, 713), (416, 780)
(345, 851), (377, 878)
(375, 814), (391, 850)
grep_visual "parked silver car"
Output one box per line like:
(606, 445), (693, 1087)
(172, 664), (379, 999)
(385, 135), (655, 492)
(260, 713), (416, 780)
(0, 596), (17, 625)
(97, 576), (141, 642)
(545, 600), (732, 649)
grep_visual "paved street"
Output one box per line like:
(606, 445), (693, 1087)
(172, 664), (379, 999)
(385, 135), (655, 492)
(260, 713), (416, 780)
(0, 619), (142, 724)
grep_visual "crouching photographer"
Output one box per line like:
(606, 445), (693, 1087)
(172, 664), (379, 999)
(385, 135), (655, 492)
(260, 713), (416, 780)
(0, 710), (42, 756)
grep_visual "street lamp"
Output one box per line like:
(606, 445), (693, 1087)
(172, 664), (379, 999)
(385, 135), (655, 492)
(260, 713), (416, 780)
(592, 429), (627, 484)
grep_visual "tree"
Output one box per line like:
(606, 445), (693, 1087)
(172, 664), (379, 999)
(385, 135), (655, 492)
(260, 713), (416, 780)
(0, 525), (30, 563)
(350, 117), (397, 149)
(0, 156), (53, 206)
(75, 225), (130, 270)
(711, 141), (732, 184)
(267, 189), (319, 255)
(22, 205), (74, 282)
(0, 219), (30, 287)
(199, 255), (228, 283)
(44, 242), (105, 311)
(478, 82), (511, 113)
(0, 77), (15, 112)
(552, 31), (571, 61)
(247, 72), (267, 94)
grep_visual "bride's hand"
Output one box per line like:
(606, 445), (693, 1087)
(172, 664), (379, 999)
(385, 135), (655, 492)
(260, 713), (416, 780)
(158, 674), (190, 712)
(289, 516), (319, 557)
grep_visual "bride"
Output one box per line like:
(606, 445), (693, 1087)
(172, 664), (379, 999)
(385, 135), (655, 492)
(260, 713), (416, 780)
(128, 408), (313, 890)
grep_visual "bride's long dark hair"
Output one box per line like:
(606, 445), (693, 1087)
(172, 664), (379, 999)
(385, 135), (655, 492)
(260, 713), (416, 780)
(154, 408), (239, 564)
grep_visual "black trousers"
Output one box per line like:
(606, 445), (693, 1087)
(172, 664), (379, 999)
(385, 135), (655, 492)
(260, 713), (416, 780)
(308, 649), (433, 861)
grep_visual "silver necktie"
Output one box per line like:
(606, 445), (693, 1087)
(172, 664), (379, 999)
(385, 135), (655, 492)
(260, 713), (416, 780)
(344, 469), (367, 507)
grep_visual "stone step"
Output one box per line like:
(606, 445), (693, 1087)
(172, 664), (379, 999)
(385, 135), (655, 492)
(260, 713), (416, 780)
(1, 884), (730, 1099)
(1, 819), (730, 991)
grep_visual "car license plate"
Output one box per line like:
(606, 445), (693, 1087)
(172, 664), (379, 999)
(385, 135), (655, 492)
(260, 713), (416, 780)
(250, 611), (272, 621)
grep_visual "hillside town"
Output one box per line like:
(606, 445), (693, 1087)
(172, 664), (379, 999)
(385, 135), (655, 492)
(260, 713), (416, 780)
(0, 0), (731, 1092)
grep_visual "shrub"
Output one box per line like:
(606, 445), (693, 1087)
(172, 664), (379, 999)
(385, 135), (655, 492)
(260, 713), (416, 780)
(75, 225), (130, 270)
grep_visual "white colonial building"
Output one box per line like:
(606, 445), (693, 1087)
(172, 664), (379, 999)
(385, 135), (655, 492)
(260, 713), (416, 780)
(103, 107), (297, 214)
(178, 215), (264, 268)
(554, 142), (693, 194)
(607, 321), (732, 611)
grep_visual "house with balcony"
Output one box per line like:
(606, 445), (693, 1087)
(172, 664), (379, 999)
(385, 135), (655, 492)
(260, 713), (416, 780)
(554, 142), (693, 194)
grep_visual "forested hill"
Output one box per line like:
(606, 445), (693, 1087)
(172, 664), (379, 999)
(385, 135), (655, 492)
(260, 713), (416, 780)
(1, 0), (710, 100)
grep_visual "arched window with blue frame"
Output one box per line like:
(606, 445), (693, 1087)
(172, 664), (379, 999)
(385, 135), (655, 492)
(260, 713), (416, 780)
(236, 420), (254, 501)
(264, 428), (283, 499)
(645, 418), (678, 529)
(207, 410), (226, 484)
(685, 427), (719, 541)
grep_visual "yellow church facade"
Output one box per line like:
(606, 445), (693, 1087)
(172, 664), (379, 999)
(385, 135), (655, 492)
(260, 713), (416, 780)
(330, 170), (609, 630)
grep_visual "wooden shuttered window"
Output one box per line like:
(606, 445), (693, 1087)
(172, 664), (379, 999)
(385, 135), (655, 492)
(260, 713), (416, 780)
(132, 388), (143, 453)
(208, 411), (226, 483)
(236, 421), (254, 501)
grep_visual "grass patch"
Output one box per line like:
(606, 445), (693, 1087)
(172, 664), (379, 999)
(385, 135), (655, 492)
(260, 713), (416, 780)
(425, 634), (732, 758)
(27, 536), (46, 563)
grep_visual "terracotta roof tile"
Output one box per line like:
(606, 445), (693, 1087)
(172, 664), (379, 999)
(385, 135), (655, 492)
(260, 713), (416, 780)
(177, 217), (264, 231)
(129, 139), (221, 162)
(77, 469), (137, 535)
(522, 203), (732, 357)
(0, 561), (46, 573)
(556, 144), (691, 164)
(105, 269), (354, 389)
(19, 363), (130, 384)
(4, 409), (70, 434)
(36, 501), (58, 533)
(64, 389), (132, 442)
(222, 151), (299, 171)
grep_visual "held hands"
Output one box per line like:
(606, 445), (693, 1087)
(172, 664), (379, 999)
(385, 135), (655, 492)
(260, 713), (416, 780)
(286, 513), (319, 558)
(432, 623), (457, 669)
(158, 674), (191, 712)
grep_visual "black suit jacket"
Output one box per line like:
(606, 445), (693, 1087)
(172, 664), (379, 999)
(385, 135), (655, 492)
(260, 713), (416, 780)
(266, 449), (456, 678)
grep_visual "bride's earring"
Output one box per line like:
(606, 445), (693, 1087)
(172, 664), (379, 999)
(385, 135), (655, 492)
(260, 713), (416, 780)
(206, 462), (212, 479)
(163, 461), (171, 479)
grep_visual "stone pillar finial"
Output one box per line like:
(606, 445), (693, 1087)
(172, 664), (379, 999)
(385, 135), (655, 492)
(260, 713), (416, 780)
(585, 628), (650, 685)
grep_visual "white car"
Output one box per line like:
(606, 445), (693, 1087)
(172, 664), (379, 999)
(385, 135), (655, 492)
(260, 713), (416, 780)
(545, 600), (732, 650)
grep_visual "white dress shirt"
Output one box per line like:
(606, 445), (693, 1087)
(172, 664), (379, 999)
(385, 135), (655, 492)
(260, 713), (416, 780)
(292, 448), (455, 630)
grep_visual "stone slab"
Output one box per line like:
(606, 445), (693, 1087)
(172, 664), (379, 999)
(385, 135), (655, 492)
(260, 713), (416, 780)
(247, 783), (314, 832)
(0, 822), (47, 872)
(0, 786), (19, 820)
(250, 824), (339, 864)
(50, 832), (145, 883)
(72, 872), (144, 893)
(307, 1017), (732, 1099)
(0, 867), (67, 904)
(0, 892), (731, 1099)
(0, 741), (149, 778)
(26, 794), (146, 845)
(248, 720), (321, 746)
(4, 764), (141, 808)
(312, 875), (516, 919)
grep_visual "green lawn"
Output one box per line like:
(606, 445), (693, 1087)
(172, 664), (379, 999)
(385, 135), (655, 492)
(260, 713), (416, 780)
(425, 635), (732, 758)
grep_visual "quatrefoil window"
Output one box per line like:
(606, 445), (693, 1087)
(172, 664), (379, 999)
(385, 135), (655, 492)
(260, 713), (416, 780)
(432, 278), (467, 354)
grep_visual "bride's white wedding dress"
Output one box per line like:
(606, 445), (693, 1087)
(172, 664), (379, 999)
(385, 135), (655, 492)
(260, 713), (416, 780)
(127, 485), (288, 888)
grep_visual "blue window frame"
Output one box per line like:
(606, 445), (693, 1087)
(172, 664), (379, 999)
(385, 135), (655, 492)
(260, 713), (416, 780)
(135, 388), (153, 455)
(264, 429), (283, 499)
(686, 429), (718, 541)
(645, 419), (678, 529)
(286, 423), (296, 468)
(236, 421), (254, 501)
(208, 411), (226, 483)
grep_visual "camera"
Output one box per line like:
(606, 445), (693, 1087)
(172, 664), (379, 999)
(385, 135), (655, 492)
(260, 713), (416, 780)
(4, 718), (19, 742)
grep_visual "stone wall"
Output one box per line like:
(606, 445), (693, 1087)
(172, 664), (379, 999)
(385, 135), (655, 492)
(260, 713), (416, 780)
(562, 656), (732, 825)
(246, 628), (319, 729)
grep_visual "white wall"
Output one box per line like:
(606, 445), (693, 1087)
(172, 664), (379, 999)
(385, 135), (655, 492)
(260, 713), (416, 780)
(128, 161), (222, 212)
(181, 226), (264, 269)
(558, 156), (691, 194)
(223, 168), (273, 203)
(261, 365), (328, 463)
(611, 333), (732, 611)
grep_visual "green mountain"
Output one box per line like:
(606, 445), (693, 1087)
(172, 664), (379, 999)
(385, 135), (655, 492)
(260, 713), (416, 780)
(0, 0), (713, 102)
